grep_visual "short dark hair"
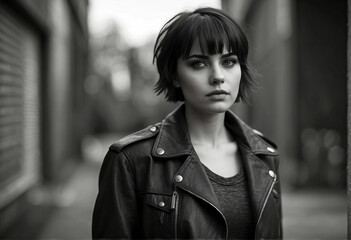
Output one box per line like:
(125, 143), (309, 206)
(153, 7), (256, 103)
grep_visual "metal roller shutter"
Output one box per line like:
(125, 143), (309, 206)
(0, 6), (41, 208)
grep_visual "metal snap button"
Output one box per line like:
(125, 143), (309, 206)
(174, 175), (183, 183)
(156, 148), (165, 155)
(158, 201), (165, 207)
(150, 126), (157, 132)
(267, 147), (275, 153)
(269, 170), (275, 178)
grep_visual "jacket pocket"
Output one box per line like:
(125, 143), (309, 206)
(141, 193), (173, 238)
(145, 193), (172, 213)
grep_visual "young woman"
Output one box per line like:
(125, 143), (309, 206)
(92, 7), (282, 239)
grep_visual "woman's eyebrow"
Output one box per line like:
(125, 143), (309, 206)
(186, 52), (236, 60)
(186, 54), (208, 60)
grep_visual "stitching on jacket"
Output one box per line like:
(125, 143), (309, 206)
(120, 150), (137, 190)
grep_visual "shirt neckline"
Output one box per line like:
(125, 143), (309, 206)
(202, 164), (245, 186)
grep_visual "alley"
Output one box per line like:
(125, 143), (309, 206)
(0, 1), (348, 239)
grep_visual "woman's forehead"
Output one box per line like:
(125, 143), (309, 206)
(188, 39), (230, 55)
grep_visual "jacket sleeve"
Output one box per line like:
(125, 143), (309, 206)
(92, 149), (139, 239)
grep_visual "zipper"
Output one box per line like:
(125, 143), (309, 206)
(255, 174), (277, 238)
(177, 186), (228, 239)
(171, 190), (179, 239)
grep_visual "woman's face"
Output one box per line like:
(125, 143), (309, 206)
(176, 40), (241, 115)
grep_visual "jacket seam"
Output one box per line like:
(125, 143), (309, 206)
(136, 191), (173, 196)
(152, 119), (165, 154)
(119, 150), (137, 190)
(251, 154), (271, 170)
(175, 151), (194, 175)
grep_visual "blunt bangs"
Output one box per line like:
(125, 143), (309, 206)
(179, 13), (247, 62)
(153, 7), (256, 103)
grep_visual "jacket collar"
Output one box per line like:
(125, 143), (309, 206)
(152, 104), (278, 158)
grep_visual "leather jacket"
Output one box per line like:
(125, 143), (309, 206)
(92, 104), (282, 239)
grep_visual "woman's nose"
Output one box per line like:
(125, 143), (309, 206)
(210, 65), (224, 85)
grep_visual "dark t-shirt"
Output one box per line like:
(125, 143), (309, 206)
(203, 165), (255, 239)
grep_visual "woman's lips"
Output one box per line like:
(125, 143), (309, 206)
(206, 90), (229, 96)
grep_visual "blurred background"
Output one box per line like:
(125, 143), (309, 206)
(0, 0), (347, 239)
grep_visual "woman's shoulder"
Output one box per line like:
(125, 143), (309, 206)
(109, 123), (162, 154)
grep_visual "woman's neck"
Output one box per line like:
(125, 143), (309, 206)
(184, 104), (232, 148)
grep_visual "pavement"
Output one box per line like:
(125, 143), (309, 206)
(282, 189), (346, 239)
(16, 134), (348, 239)
(35, 161), (99, 240)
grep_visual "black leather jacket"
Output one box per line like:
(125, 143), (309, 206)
(92, 104), (282, 239)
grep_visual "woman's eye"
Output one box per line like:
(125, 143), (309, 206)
(222, 58), (238, 67)
(190, 61), (206, 69)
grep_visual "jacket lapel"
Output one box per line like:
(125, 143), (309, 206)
(174, 153), (221, 209)
(224, 110), (279, 229)
(151, 104), (192, 158)
(239, 145), (276, 226)
(151, 104), (221, 209)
